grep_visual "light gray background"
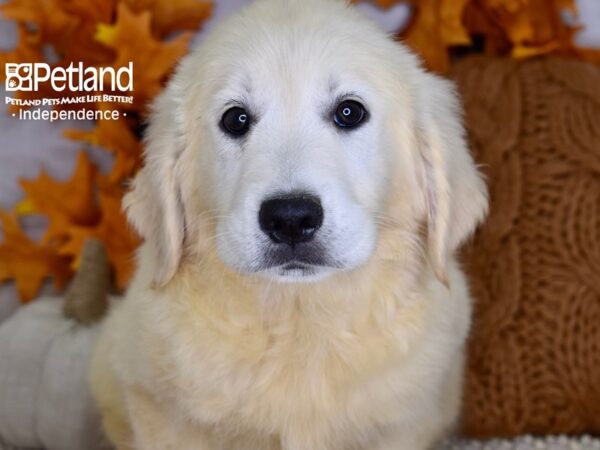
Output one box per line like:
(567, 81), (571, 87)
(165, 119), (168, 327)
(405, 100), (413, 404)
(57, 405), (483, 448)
(0, 0), (598, 319)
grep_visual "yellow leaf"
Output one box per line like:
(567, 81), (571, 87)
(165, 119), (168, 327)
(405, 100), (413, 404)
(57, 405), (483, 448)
(95, 3), (193, 110)
(95, 22), (118, 47)
(15, 198), (35, 215)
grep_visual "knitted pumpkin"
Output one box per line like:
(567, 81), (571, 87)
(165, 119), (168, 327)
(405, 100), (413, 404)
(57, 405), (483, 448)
(456, 56), (600, 437)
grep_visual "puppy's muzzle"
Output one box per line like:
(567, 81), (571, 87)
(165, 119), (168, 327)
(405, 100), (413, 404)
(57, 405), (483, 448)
(259, 194), (323, 246)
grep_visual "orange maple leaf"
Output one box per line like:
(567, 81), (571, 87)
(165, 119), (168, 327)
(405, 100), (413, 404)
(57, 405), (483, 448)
(402, 0), (471, 72)
(61, 187), (140, 290)
(0, 0), (115, 111)
(0, 212), (71, 302)
(123, 0), (213, 37)
(95, 3), (193, 110)
(1, 0), (212, 300)
(59, 0), (115, 24)
(0, 0), (79, 48)
(65, 116), (143, 185)
(464, 0), (580, 60)
(0, 25), (43, 77)
(17, 151), (100, 245)
(0, 0), (114, 63)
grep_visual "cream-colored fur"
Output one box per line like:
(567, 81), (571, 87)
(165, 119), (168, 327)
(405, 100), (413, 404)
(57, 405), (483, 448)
(90, 1), (488, 449)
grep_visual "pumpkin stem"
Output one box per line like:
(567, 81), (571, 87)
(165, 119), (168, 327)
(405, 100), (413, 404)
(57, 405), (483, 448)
(63, 238), (110, 325)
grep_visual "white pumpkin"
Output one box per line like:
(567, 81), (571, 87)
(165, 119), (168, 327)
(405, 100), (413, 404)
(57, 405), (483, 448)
(0, 239), (112, 450)
(0, 296), (109, 450)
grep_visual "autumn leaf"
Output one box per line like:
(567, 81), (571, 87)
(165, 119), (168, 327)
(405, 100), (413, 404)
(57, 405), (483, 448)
(367, 0), (590, 72)
(0, 27), (44, 114)
(60, 187), (140, 290)
(123, 0), (212, 37)
(60, 0), (116, 24)
(0, 0), (79, 47)
(94, 188), (140, 290)
(3, 0), (116, 50)
(1, 0), (211, 301)
(463, 0), (580, 61)
(65, 116), (143, 185)
(4, 0), (599, 304)
(95, 3), (193, 110)
(0, 0), (114, 110)
(0, 0), (114, 63)
(0, 212), (71, 302)
(402, 0), (471, 72)
(0, 25), (43, 77)
(439, 0), (471, 46)
(17, 152), (100, 244)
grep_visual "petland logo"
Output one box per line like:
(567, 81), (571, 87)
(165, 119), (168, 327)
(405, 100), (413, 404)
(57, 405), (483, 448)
(5, 62), (134, 122)
(5, 62), (133, 92)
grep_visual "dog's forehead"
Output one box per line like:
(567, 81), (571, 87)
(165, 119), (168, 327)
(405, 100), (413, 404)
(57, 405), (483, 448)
(234, 52), (361, 102)
(204, 1), (396, 94)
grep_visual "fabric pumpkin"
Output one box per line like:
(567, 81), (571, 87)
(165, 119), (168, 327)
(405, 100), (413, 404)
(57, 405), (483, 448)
(0, 297), (108, 450)
(456, 56), (600, 437)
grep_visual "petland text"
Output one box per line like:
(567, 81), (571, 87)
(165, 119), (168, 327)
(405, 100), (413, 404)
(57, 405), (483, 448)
(5, 62), (133, 92)
(4, 62), (134, 121)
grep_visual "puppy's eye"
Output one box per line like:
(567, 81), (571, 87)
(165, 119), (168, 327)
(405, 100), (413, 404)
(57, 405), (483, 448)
(333, 100), (367, 129)
(221, 107), (251, 137)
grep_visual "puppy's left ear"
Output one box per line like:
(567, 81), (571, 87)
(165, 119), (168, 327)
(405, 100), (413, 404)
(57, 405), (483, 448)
(416, 73), (488, 284)
(124, 90), (187, 288)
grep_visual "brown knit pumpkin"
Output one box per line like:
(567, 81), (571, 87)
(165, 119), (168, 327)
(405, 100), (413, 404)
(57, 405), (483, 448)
(454, 56), (600, 438)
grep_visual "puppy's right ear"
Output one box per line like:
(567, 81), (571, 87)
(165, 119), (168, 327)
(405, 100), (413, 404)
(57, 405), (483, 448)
(124, 92), (186, 288)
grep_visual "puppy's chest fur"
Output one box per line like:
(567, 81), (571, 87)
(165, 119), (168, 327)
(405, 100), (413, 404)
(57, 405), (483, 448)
(144, 283), (431, 447)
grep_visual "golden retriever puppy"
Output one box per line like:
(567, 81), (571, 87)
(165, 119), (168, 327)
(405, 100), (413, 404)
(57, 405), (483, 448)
(90, 0), (488, 449)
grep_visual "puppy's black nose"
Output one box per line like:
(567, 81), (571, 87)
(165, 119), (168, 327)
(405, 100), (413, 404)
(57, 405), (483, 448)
(259, 194), (323, 246)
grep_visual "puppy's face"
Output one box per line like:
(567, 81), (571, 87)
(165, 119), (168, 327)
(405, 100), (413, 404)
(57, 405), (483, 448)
(206, 45), (390, 282)
(127, 0), (487, 288)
